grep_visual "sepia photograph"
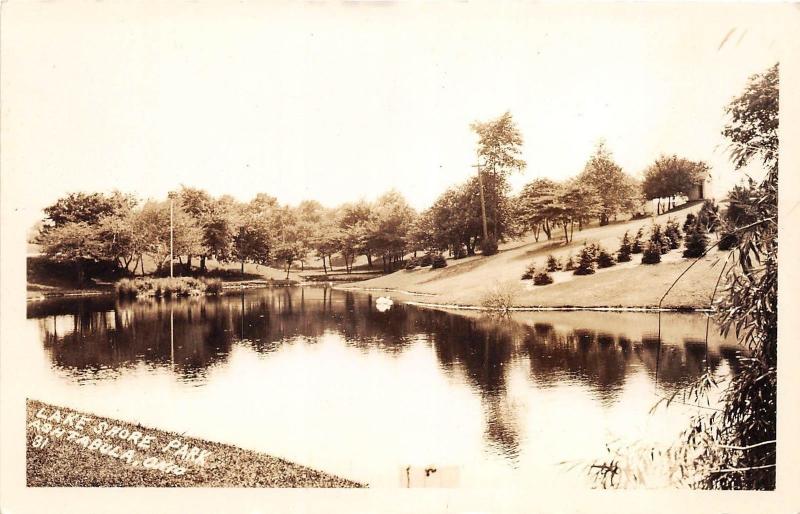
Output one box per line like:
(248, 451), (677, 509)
(1, 1), (799, 513)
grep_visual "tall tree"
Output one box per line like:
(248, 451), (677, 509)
(555, 180), (602, 243)
(43, 191), (136, 228)
(470, 111), (526, 249)
(516, 178), (560, 241)
(176, 186), (213, 271)
(338, 200), (375, 269)
(369, 190), (416, 272)
(578, 141), (637, 225)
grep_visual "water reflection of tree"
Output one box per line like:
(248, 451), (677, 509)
(424, 312), (522, 461)
(31, 290), (739, 460)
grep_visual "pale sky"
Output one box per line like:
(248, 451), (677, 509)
(1, 2), (791, 228)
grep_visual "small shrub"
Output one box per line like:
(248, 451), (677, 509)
(521, 262), (537, 280)
(718, 231), (738, 251)
(202, 278), (223, 294)
(630, 228), (644, 254)
(641, 241), (662, 264)
(480, 238), (499, 256)
(573, 245), (596, 275)
(683, 223), (709, 258)
(546, 255), (561, 272)
(697, 200), (721, 233)
(683, 213), (697, 233)
(617, 231), (632, 262)
(114, 276), (208, 298)
(664, 218), (683, 249)
(564, 254), (577, 271)
(419, 254), (433, 267)
(431, 254), (447, 269)
(480, 280), (521, 311)
(533, 271), (554, 285)
(649, 224), (671, 255)
(596, 246), (615, 268)
(115, 278), (137, 298)
(405, 257), (420, 270)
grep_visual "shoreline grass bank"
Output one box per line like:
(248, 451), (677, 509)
(339, 204), (725, 311)
(26, 399), (363, 487)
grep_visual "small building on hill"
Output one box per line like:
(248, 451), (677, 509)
(687, 168), (713, 200)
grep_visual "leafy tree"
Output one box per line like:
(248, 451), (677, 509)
(555, 180), (602, 243)
(136, 200), (203, 273)
(578, 141), (640, 224)
(516, 178), (560, 241)
(228, 197), (273, 275)
(38, 191), (139, 281)
(722, 63), (778, 171)
(470, 111), (526, 246)
(642, 155), (708, 214)
(200, 197), (236, 270)
(176, 186), (214, 271)
(684, 63), (779, 489)
(93, 214), (138, 271)
(43, 191), (136, 228)
(38, 222), (104, 285)
(338, 200), (375, 268)
(369, 190), (416, 272)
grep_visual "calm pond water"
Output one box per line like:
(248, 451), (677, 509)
(25, 287), (742, 488)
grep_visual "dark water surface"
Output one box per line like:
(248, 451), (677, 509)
(26, 287), (741, 487)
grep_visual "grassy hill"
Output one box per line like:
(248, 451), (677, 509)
(343, 202), (728, 310)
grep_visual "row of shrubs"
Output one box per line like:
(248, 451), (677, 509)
(115, 277), (223, 298)
(405, 253), (448, 270)
(521, 202), (729, 285)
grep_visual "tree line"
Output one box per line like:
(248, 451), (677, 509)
(34, 113), (709, 282)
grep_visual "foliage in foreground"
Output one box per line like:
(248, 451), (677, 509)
(589, 62), (778, 490)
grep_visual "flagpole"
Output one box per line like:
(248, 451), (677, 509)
(170, 196), (174, 278)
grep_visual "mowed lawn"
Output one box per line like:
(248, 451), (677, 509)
(346, 202), (729, 309)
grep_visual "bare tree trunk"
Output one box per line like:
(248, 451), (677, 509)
(322, 256), (327, 274)
(241, 259), (245, 276)
(200, 255), (206, 272)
